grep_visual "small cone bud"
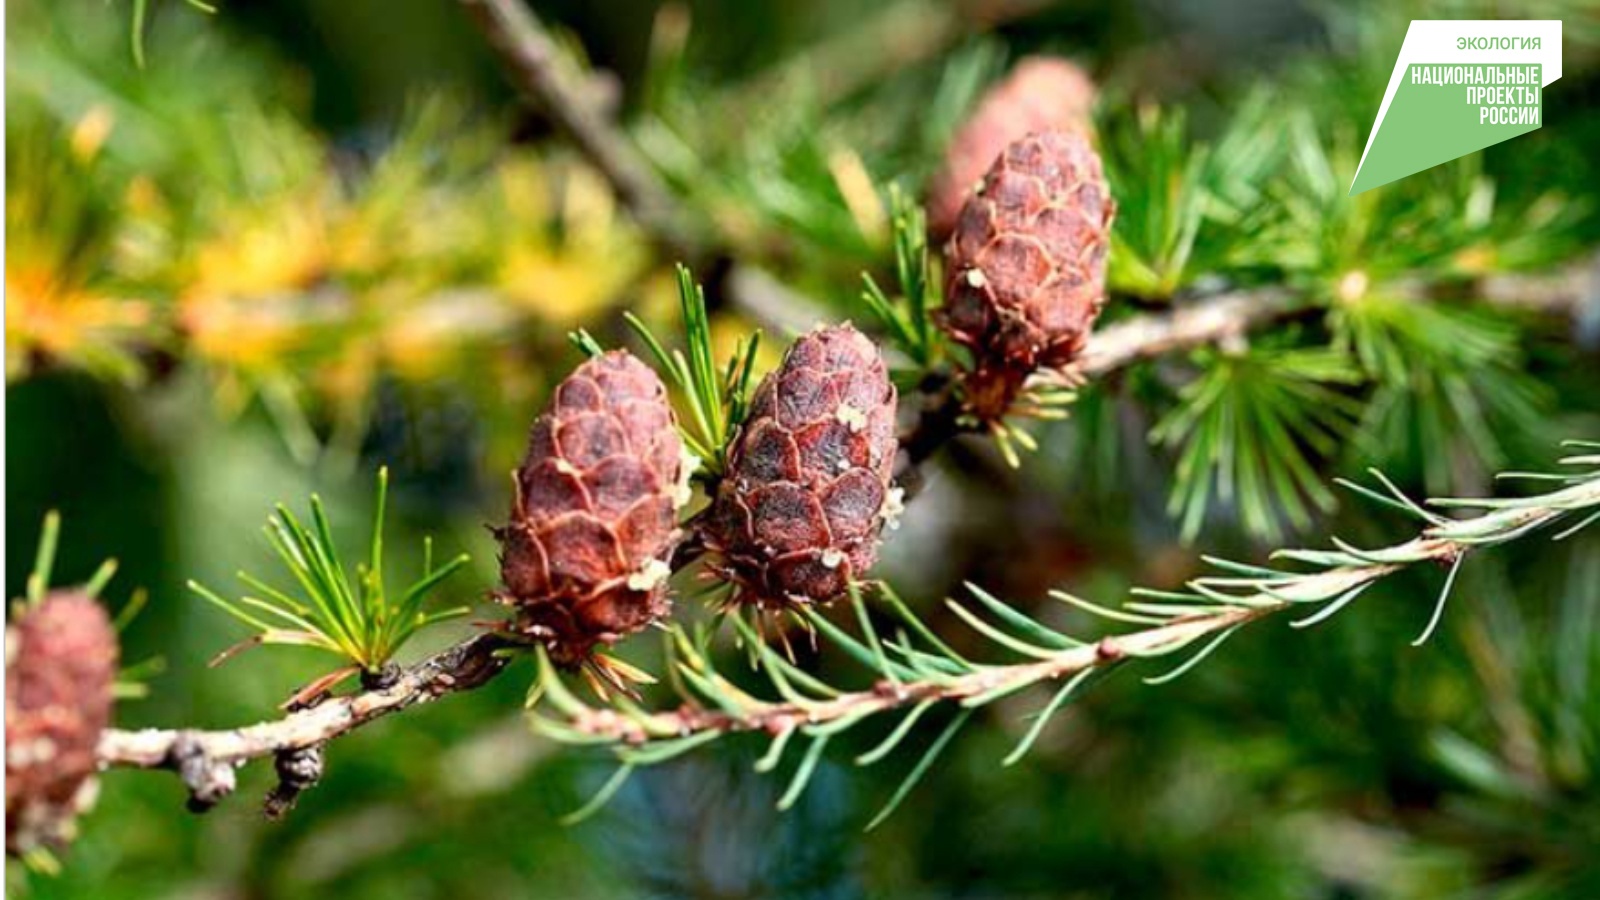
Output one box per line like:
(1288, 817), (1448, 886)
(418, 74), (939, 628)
(497, 350), (686, 666)
(706, 324), (900, 609)
(6, 592), (119, 856)
(927, 56), (1097, 241)
(940, 130), (1113, 420)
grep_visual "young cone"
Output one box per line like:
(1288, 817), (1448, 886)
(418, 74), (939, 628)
(941, 129), (1113, 421)
(927, 56), (1097, 241)
(6, 592), (119, 857)
(705, 324), (900, 610)
(497, 350), (687, 673)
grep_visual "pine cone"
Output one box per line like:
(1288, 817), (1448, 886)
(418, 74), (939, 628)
(941, 129), (1113, 420)
(927, 56), (1097, 241)
(497, 350), (687, 666)
(6, 592), (119, 856)
(706, 324), (900, 609)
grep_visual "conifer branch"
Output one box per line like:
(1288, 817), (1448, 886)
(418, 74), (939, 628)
(896, 285), (1303, 475)
(96, 635), (513, 811)
(1076, 287), (1299, 376)
(457, 0), (699, 260)
(539, 604), (1270, 746)
(896, 259), (1597, 479)
(1480, 252), (1600, 322)
(95, 443), (1600, 817)
(722, 0), (1053, 113)
(527, 447), (1600, 820)
(456, 0), (833, 329)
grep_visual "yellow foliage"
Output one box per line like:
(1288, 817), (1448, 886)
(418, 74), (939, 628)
(5, 267), (150, 381)
(187, 187), (334, 299)
(69, 106), (114, 163)
(379, 289), (522, 382)
(9, 84), (667, 448)
(179, 185), (338, 372)
(494, 158), (645, 325)
(5, 108), (153, 382)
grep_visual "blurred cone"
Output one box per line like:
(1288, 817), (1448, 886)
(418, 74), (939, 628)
(927, 56), (1098, 242)
(6, 592), (118, 857)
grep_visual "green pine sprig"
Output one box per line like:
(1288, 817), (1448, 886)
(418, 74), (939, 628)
(189, 467), (471, 674)
(18, 511), (119, 613)
(1332, 291), (1553, 493)
(1152, 342), (1365, 543)
(860, 184), (940, 369)
(1103, 95), (1282, 299)
(625, 264), (761, 476)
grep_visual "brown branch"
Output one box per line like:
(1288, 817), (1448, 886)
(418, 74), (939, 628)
(457, 0), (700, 261)
(892, 258), (1600, 481)
(95, 578), (1274, 808)
(722, 0), (1053, 113)
(1480, 253), (1600, 322)
(98, 635), (511, 812)
(542, 473), (1600, 745)
(455, 0), (873, 337)
(566, 605), (1271, 743)
(894, 285), (1303, 480)
(1076, 287), (1299, 376)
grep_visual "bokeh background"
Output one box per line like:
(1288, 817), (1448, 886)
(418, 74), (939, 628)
(9, 0), (1600, 897)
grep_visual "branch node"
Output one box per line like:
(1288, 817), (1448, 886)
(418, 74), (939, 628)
(263, 745), (325, 821)
(168, 733), (236, 814)
(1094, 638), (1124, 663)
(361, 663), (403, 692)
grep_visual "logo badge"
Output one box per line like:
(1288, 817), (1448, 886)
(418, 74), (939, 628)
(1350, 20), (1562, 195)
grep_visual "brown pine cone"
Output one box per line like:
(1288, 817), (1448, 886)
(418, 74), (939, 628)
(927, 56), (1097, 241)
(497, 350), (687, 667)
(6, 591), (119, 856)
(705, 324), (900, 609)
(940, 129), (1113, 420)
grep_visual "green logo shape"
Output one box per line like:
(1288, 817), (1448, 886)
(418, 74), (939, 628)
(1351, 63), (1543, 195)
